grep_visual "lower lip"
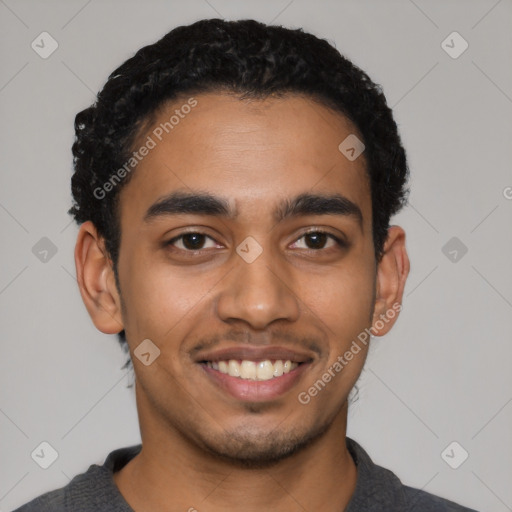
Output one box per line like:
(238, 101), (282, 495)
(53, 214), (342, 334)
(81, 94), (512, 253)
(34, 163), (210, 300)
(200, 363), (311, 402)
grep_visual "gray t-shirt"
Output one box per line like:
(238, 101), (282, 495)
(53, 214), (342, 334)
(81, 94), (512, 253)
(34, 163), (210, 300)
(13, 437), (478, 511)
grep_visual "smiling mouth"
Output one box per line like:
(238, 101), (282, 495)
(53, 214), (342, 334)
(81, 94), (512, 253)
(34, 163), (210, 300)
(202, 359), (301, 381)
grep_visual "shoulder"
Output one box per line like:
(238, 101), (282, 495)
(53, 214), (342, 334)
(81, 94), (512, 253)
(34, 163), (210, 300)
(346, 437), (479, 512)
(12, 445), (141, 512)
(12, 464), (110, 512)
(401, 483), (479, 511)
(12, 487), (66, 512)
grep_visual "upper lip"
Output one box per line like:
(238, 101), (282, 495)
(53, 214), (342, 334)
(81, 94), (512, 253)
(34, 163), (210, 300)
(193, 346), (315, 364)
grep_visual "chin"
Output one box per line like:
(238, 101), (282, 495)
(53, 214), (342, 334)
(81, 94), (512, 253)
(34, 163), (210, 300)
(198, 420), (332, 469)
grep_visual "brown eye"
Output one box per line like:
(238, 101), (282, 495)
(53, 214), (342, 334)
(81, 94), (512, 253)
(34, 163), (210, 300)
(167, 232), (218, 251)
(291, 231), (344, 251)
(304, 232), (329, 249)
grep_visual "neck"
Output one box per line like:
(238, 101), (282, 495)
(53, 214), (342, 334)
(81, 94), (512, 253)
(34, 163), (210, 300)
(114, 384), (357, 512)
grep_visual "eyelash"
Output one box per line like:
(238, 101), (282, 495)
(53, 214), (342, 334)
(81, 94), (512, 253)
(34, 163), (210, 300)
(165, 229), (347, 256)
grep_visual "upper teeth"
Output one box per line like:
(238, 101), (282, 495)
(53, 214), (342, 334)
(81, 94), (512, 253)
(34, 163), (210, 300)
(206, 359), (298, 381)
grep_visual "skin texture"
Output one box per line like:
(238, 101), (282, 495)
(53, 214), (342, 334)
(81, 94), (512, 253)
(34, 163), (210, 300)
(74, 92), (410, 511)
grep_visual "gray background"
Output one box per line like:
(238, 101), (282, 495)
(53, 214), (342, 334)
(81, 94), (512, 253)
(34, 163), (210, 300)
(1, 0), (511, 511)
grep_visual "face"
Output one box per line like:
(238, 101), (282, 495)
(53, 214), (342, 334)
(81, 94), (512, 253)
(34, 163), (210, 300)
(78, 92), (407, 467)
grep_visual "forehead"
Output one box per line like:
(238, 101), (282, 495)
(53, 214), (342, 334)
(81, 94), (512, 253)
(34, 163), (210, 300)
(118, 92), (371, 226)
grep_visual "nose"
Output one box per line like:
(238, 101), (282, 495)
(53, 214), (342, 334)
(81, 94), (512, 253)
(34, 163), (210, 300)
(215, 243), (301, 330)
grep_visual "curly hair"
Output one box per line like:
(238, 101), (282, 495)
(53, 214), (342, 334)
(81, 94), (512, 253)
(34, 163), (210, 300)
(69, 18), (409, 354)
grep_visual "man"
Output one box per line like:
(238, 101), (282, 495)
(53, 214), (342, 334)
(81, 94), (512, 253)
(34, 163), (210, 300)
(15, 18), (478, 512)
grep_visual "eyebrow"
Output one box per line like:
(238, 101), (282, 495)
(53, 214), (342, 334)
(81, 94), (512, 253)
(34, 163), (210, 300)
(144, 190), (363, 226)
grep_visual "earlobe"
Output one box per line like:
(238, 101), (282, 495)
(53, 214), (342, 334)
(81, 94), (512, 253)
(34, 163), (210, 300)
(74, 221), (124, 335)
(371, 226), (410, 336)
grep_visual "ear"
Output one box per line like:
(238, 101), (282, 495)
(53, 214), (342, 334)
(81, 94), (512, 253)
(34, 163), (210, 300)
(74, 221), (124, 334)
(371, 225), (410, 336)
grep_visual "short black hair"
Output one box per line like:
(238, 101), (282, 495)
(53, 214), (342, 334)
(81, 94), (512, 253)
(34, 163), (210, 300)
(69, 18), (409, 358)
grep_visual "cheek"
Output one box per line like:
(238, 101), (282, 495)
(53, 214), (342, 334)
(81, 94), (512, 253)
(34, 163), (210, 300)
(117, 248), (220, 340)
(299, 262), (375, 336)
(298, 259), (375, 388)
(298, 269), (374, 398)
